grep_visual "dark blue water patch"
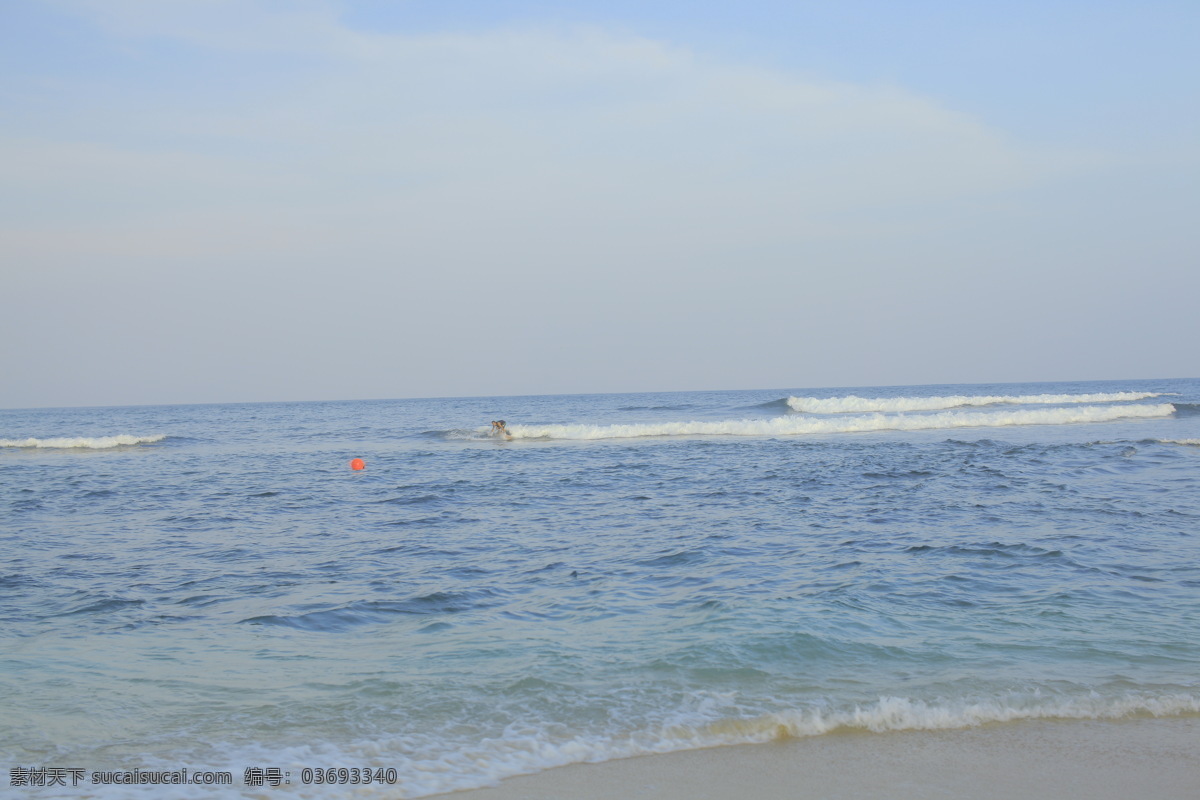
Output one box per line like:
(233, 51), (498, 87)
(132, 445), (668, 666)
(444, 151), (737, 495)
(598, 461), (651, 472)
(159, 513), (247, 531)
(239, 589), (504, 632)
(175, 594), (226, 607)
(861, 469), (935, 479)
(372, 543), (464, 557)
(0, 572), (35, 589)
(903, 541), (1065, 559)
(946, 437), (1003, 448)
(5, 487), (45, 512)
(372, 494), (443, 506)
(51, 595), (146, 618)
(636, 550), (708, 568)
(499, 604), (576, 622)
(117, 613), (203, 631)
(56, 552), (115, 561)
(377, 514), (457, 528)
(519, 561), (567, 575)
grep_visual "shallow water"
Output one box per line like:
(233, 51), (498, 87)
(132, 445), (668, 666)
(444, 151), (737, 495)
(3, 378), (1199, 797)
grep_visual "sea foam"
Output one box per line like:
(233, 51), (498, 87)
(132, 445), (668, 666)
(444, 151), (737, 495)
(786, 391), (1163, 414)
(508, 404), (1176, 441)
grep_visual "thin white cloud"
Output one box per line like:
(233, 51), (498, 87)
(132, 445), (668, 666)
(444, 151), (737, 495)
(8, 4), (1060, 269)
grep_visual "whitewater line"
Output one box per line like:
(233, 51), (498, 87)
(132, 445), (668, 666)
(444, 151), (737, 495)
(0, 434), (167, 449)
(786, 391), (1164, 414)
(506, 404), (1175, 441)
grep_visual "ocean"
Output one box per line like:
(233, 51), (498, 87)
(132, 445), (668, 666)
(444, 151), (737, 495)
(2, 378), (1198, 797)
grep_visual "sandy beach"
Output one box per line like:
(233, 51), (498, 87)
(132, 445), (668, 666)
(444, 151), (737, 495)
(441, 717), (1200, 800)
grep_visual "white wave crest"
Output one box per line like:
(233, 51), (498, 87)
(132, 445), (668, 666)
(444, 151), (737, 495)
(1158, 438), (1200, 446)
(786, 391), (1163, 414)
(508, 404), (1175, 441)
(746, 692), (1200, 738)
(0, 434), (166, 449)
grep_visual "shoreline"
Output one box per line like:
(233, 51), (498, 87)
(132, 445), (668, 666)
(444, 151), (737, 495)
(439, 716), (1200, 800)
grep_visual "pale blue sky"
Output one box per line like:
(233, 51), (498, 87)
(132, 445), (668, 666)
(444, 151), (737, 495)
(2, 1), (1197, 408)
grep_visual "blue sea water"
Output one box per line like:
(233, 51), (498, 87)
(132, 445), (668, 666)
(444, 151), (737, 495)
(2, 378), (1199, 797)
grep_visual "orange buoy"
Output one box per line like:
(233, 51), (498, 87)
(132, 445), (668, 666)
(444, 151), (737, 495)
(350, 458), (366, 471)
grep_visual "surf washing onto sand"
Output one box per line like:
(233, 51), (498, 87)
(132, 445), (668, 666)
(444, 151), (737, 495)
(2, 378), (1199, 798)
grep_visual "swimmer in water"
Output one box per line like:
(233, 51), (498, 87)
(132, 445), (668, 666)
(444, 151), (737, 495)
(490, 420), (511, 439)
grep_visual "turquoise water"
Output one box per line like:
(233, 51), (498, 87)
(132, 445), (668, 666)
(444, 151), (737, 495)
(3, 378), (1199, 797)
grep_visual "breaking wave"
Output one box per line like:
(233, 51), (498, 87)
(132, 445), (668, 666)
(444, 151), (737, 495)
(390, 692), (1200, 798)
(786, 391), (1164, 414)
(684, 692), (1200, 742)
(93, 691), (1197, 800)
(0, 434), (167, 449)
(507, 404), (1175, 441)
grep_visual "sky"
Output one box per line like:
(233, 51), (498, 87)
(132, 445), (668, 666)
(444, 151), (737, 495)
(1, 0), (1197, 409)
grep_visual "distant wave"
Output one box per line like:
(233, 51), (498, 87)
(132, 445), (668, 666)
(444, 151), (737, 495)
(786, 391), (1164, 414)
(0, 434), (167, 449)
(1159, 438), (1200, 446)
(618, 404), (697, 412)
(506, 404), (1175, 441)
